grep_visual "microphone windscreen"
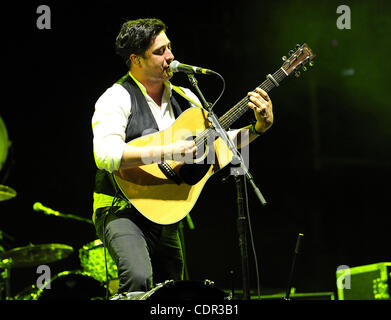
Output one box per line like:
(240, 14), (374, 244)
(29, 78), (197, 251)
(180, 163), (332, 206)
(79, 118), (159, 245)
(169, 60), (180, 72)
(33, 202), (43, 211)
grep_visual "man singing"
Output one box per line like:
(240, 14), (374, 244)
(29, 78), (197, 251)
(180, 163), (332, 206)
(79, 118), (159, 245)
(91, 18), (273, 295)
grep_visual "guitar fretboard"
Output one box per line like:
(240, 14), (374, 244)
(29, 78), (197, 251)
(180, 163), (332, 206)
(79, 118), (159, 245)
(218, 67), (287, 130)
(193, 67), (288, 149)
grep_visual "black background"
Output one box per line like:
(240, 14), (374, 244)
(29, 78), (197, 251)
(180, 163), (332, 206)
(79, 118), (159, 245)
(1, 0), (390, 298)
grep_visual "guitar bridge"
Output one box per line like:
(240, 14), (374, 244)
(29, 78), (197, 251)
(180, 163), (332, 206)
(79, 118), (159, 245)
(158, 162), (182, 185)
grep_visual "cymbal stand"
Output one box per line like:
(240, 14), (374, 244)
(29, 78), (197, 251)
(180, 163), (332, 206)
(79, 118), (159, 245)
(0, 258), (12, 300)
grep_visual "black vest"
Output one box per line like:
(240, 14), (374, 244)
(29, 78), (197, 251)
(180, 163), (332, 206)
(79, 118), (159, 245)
(94, 74), (192, 198)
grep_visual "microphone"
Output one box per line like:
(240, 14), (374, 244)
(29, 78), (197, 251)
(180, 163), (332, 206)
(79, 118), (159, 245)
(169, 60), (216, 75)
(33, 202), (60, 216)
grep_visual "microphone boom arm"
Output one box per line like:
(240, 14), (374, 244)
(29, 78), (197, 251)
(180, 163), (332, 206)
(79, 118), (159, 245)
(33, 202), (93, 225)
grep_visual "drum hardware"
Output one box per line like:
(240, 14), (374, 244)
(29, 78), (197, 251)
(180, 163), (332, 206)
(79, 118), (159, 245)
(110, 279), (230, 301)
(0, 114), (11, 175)
(78, 239), (118, 286)
(110, 280), (174, 300)
(0, 243), (74, 300)
(0, 258), (12, 300)
(0, 185), (16, 202)
(0, 229), (15, 249)
(0, 243), (74, 269)
(13, 270), (106, 300)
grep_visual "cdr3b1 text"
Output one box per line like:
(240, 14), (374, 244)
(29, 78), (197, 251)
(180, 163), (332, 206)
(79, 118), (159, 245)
(194, 304), (239, 315)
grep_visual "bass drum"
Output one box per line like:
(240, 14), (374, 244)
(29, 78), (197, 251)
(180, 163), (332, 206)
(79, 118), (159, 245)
(79, 239), (118, 284)
(111, 280), (230, 301)
(14, 271), (107, 300)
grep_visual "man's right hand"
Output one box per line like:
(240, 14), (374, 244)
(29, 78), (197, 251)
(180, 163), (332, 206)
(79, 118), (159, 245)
(164, 139), (197, 163)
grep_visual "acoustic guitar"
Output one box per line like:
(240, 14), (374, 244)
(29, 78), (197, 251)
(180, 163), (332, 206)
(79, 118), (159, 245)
(113, 43), (316, 224)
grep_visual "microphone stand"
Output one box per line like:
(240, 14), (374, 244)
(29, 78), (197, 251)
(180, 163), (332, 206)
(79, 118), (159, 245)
(233, 172), (250, 300)
(46, 211), (93, 225)
(187, 73), (266, 300)
(35, 205), (93, 224)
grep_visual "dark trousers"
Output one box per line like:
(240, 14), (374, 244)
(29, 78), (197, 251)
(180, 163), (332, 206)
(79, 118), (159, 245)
(94, 207), (184, 293)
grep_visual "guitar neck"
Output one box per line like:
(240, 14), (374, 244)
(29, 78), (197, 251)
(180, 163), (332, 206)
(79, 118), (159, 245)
(218, 67), (287, 130)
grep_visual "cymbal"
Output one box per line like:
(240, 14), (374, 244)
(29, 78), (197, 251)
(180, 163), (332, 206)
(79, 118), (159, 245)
(0, 243), (74, 268)
(0, 185), (16, 202)
(0, 114), (11, 172)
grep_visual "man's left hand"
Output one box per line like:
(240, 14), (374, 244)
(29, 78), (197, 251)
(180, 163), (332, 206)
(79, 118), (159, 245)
(247, 88), (273, 134)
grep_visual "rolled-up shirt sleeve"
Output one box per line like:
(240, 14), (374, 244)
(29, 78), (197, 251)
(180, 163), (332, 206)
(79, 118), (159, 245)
(92, 84), (131, 173)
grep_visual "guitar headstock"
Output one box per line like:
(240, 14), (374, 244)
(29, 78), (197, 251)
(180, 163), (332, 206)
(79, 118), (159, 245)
(282, 43), (316, 77)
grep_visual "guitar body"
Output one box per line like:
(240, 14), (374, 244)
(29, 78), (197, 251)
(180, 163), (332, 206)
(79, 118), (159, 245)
(113, 43), (315, 225)
(113, 107), (234, 225)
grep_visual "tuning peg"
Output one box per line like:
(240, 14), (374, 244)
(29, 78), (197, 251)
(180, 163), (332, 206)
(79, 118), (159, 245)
(295, 71), (301, 77)
(296, 44), (301, 49)
(289, 50), (295, 55)
(309, 61), (315, 67)
(282, 56), (287, 61)
(302, 66), (307, 71)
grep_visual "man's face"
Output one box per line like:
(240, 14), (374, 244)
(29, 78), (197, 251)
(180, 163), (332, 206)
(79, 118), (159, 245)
(139, 31), (174, 82)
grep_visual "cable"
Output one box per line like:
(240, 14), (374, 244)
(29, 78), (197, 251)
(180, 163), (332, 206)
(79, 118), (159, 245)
(243, 176), (261, 299)
(102, 212), (110, 300)
(208, 71), (226, 111)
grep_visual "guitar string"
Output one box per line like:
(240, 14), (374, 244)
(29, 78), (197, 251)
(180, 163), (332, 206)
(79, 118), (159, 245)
(199, 70), (282, 138)
(215, 68), (285, 128)
(192, 68), (286, 150)
(192, 72), (282, 150)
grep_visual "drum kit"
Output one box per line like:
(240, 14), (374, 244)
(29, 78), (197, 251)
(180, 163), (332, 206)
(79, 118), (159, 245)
(0, 114), (229, 301)
(1, 202), (227, 301)
(5, 241), (118, 301)
(0, 189), (119, 300)
(1, 203), (228, 301)
(0, 208), (120, 300)
(0, 114), (117, 300)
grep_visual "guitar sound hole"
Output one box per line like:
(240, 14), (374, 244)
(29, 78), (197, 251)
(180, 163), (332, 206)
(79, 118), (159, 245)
(186, 133), (218, 162)
(178, 133), (217, 185)
(179, 163), (211, 186)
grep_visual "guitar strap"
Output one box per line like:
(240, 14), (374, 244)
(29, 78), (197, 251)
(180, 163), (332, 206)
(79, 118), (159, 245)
(172, 85), (204, 109)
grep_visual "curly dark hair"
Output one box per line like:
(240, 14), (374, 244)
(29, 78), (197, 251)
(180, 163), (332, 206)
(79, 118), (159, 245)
(115, 18), (167, 68)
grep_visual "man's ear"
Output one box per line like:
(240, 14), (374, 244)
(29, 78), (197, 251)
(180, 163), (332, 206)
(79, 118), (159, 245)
(129, 54), (141, 65)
